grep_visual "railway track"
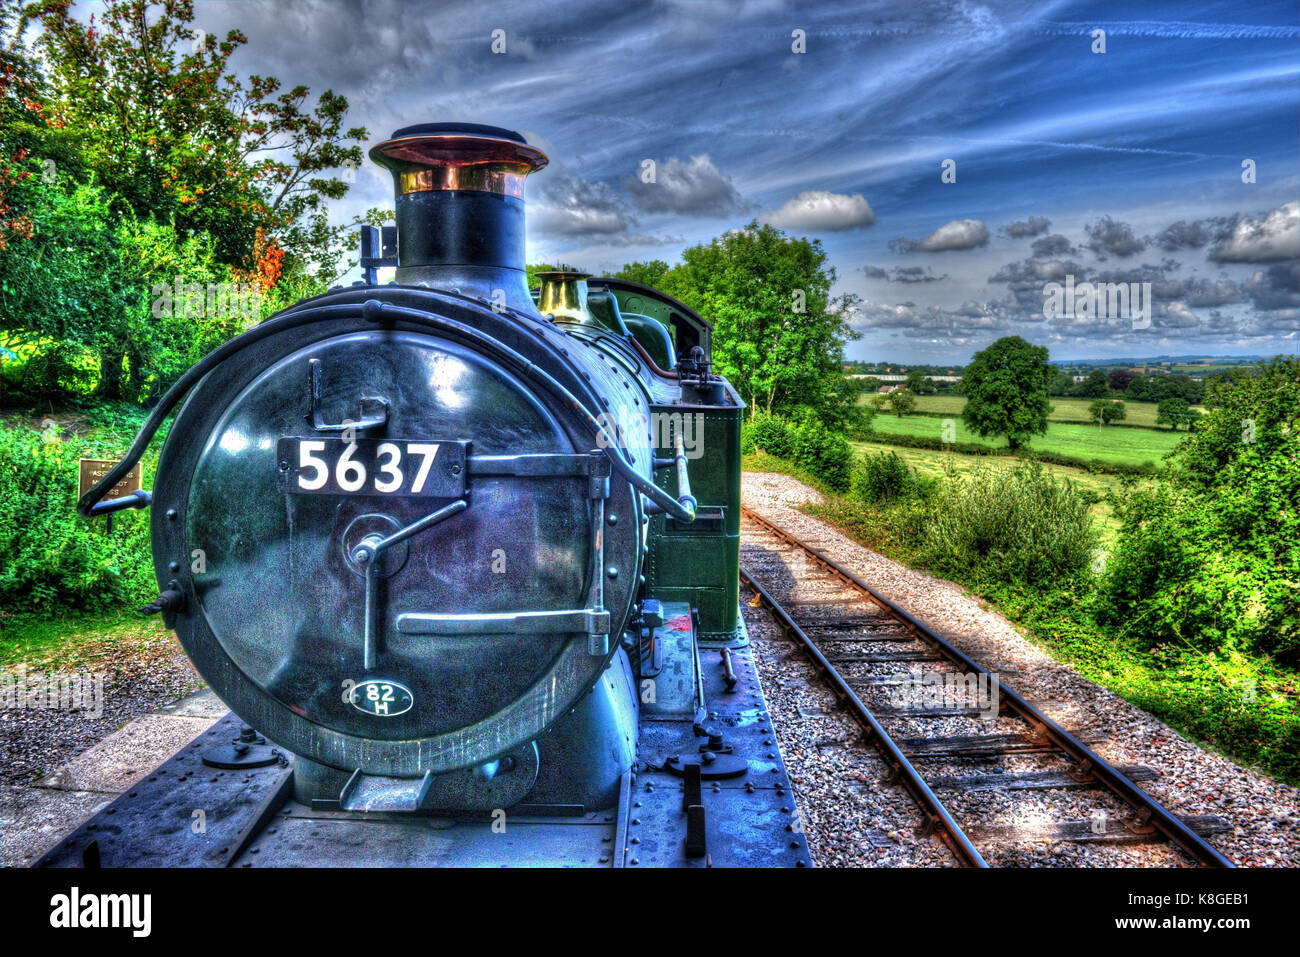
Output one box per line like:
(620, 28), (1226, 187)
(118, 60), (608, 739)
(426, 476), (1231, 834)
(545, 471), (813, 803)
(739, 506), (1234, 868)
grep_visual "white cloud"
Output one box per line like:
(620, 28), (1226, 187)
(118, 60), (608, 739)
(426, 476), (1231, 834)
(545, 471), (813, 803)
(1209, 201), (1300, 263)
(763, 190), (876, 232)
(893, 218), (990, 252)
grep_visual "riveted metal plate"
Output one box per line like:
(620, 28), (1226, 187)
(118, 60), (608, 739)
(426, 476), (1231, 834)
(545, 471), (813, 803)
(637, 708), (790, 790)
(232, 811), (615, 867)
(621, 784), (811, 868)
(36, 712), (293, 868)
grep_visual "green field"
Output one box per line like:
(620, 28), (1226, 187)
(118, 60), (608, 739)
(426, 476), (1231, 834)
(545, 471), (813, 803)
(861, 393), (1197, 429)
(863, 409), (1183, 468)
(851, 439), (1127, 543)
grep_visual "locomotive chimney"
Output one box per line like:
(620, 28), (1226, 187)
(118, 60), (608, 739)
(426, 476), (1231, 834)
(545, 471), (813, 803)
(369, 122), (548, 311)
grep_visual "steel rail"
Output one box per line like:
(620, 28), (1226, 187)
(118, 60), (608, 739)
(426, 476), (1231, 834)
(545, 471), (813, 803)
(739, 566), (988, 868)
(741, 505), (1235, 869)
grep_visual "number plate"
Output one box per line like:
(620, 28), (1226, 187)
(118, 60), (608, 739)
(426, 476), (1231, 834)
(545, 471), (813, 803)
(278, 438), (467, 497)
(348, 679), (414, 717)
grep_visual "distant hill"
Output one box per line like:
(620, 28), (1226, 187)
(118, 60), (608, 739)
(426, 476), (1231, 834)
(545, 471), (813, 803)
(1049, 354), (1281, 367)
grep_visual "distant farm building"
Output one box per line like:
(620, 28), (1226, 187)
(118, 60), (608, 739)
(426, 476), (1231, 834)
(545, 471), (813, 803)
(851, 374), (962, 384)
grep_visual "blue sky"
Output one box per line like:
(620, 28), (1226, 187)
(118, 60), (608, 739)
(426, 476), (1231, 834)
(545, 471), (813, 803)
(183, 0), (1298, 363)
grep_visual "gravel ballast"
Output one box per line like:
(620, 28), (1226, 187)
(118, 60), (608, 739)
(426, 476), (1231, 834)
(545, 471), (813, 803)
(741, 470), (1300, 868)
(0, 625), (203, 786)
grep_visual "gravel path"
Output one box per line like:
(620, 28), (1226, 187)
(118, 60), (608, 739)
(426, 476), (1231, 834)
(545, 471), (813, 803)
(0, 625), (203, 786)
(741, 470), (1300, 868)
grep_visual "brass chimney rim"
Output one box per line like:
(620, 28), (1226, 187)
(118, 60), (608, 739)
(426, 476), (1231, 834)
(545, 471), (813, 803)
(370, 132), (549, 198)
(534, 269), (592, 282)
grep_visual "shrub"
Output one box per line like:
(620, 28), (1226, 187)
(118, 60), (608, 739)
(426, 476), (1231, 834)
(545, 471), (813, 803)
(788, 417), (852, 491)
(741, 411), (794, 459)
(915, 461), (1096, 585)
(0, 422), (157, 619)
(1096, 359), (1300, 665)
(742, 412), (852, 491)
(850, 450), (913, 502)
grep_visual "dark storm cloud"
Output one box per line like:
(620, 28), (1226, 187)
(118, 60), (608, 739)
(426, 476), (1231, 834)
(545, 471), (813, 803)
(1153, 219), (1221, 251)
(1242, 262), (1300, 312)
(988, 256), (1086, 311)
(1030, 234), (1077, 258)
(1000, 217), (1051, 238)
(1084, 216), (1147, 259)
(531, 174), (634, 237)
(626, 155), (750, 216)
(861, 265), (948, 283)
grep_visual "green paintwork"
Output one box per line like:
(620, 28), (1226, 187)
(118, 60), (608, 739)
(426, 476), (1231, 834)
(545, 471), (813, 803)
(645, 399), (744, 642)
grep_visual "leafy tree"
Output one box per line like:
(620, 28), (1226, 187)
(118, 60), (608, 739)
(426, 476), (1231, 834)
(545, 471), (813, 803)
(1047, 371), (1074, 396)
(1071, 369), (1109, 398)
(904, 368), (927, 394)
(1124, 375), (1151, 401)
(1175, 358), (1296, 491)
(1088, 398), (1126, 429)
(1130, 372), (1205, 405)
(959, 336), (1052, 450)
(611, 259), (672, 289)
(18, 0), (371, 276)
(1108, 368), (1137, 392)
(0, 175), (126, 398)
(1100, 357), (1299, 663)
(628, 221), (861, 428)
(857, 375), (880, 392)
(1156, 397), (1191, 430)
(884, 387), (915, 417)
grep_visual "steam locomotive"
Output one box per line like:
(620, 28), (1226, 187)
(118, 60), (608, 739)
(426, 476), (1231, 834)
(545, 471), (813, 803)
(43, 122), (809, 868)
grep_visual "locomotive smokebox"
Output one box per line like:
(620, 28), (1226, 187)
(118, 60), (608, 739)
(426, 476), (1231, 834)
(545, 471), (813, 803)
(369, 122), (548, 309)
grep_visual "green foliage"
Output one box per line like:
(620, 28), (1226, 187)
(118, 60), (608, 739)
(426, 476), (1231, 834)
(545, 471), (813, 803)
(740, 410), (793, 459)
(0, 419), (157, 618)
(883, 387), (916, 417)
(1126, 372), (1205, 405)
(1100, 358), (1299, 665)
(1, 0), (374, 408)
(741, 411), (851, 490)
(0, 175), (125, 398)
(1088, 398), (1126, 428)
(1, 172), (229, 402)
(959, 336), (1053, 450)
(849, 450), (915, 503)
(903, 368), (928, 393)
(610, 260), (672, 288)
(914, 461), (1097, 585)
(1048, 371), (1075, 396)
(1071, 369), (1110, 398)
(18, 0), (371, 274)
(1155, 397), (1198, 430)
(620, 222), (861, 430)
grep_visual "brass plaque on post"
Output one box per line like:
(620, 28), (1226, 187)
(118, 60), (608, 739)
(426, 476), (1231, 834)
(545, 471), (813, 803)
(78, 458), (142, 501)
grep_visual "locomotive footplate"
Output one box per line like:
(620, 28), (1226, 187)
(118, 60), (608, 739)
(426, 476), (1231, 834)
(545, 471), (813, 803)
(621, 607), (811, 867)
(35, 604), (811, 868)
